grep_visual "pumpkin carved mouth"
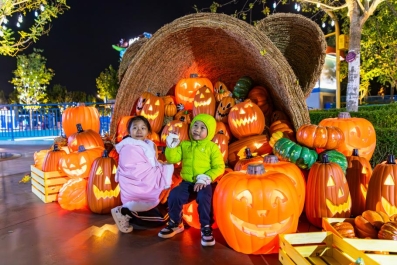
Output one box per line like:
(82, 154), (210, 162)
(230, 114), (258, 127)
(141, 109), (159, 120)
(216, 110), (228, 117)
(229, 213), (293, 238)
(381, 197), (397, 217)
(194, 97), (212, 107)
(178, 94), (194, 103)
(326, 195), (352, 215)
(93, 184), (120, 199)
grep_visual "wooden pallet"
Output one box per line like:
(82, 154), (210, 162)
(323, 217), (397, 264)
(30, 165), (69, 203)
(279, 231), (378, 265)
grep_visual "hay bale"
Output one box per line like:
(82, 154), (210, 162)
(256, 13), (327, 97)
(118, 38), (148, 82)
(111, 12), (311, 136)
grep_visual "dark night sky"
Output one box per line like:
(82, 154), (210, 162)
(0, 0), (219, 98)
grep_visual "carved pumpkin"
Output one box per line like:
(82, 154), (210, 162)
(228, 99), (265, 139)
(87, 151), (121, 214)
(232, 76), (253, 100)
(215, 121), (232, 141)
(116, 116), (134, 143)
(305, 153), (351, 228)
(296, 124), (345, 150)
(192, 85), (216, 117)
(175, 73), (213, 110)
(62, 103), (100, 138)
(234, 148), (263, 171)
(174, 109), (193, 124)
(346, 149), (373, 217)
(214, 96), (235, 123)
(247, 86), (273, 119)
(366, 154), (397, 217)
(58, 178), (88, 211)
(140, 94), (165, 133)
(214, 163), (300, 254)
(214, 81), (232, 102)
(212, 131), (229, 164)
(160, 117), (190, 145)
(42, 144), (67, 172)
(67, 124), (105, 152)
(159, 173), (182, 204)
(319, 112), (376, 161)
(60, 146), (103, 179)
(182, 199), (218, 229)
(135, 92), (155, 115)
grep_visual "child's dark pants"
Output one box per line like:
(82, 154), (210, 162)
(168, 180), (213, 227)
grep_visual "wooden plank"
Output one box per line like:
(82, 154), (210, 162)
(30, 165), (64, 179)
(367, 254), (397, 264)
(31, 177), (64, 195)
(31, 171), (45, 186)
(279, 249), (298, 265)
(306, 257), (333, 265)
(31, 178), (45, 194)
(31, 184), (58, 203)
(321, 256), (344, 265)
(293, 245), (328, 257)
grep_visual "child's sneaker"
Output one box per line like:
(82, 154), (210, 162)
(158, 220), (184, 238)
(111, 206), (133, 233)
(201, 226), (215, 246)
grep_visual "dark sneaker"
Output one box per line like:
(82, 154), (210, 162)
(201, 226), (215, 246)
(158, 220), (184, 238)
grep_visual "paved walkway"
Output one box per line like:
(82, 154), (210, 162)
(0, 140), (319, 265)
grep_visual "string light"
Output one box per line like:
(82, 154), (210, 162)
(273, 1), (276, 8)
(297, 4), (301, 12)
(317, 3), (321, 7)
(34, 10), (39, 17)
(3, 18), (8, 24)
(18, 14), (23, 23)
(322, 22), (326, 28)
(17, 22), (20, 27)
(294, 3), (297, 9)
(40, 4), (45, 11)
(0, 30), (3, 37)
(331, 20), (335, 26)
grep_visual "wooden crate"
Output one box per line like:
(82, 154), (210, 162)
(323, 217), (397, 264)
(279, 231), (378, 265)
(30, 165), (69, 203)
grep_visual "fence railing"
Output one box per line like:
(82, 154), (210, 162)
(0, 102), (114, 141)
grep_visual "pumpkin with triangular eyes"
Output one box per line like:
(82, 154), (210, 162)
(215, 96), (235, 123)
(60, 146), (103, 179)
(135, 92), (155, 115)
(140, 94), (165, 133)
(175, 74), (213, 110)
(192, 85), (216, 117)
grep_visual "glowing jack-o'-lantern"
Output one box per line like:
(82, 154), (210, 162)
(67, 124), (105, 152)
(215, 96), (235, 123)
(366, 154), (397, 217)
(306, 153), (352, 228)
(346, 149), (373, 217)
(214, 163), (300, 254)
(211, 130), (229, 163)
(160, 117), (190, 145)
(182, 200), (218, 229)
(58, 178), (88, 211)
(192, 85), (216, 117)
(175, 74), (213, 110)
(87, 151), (121, 214)
(228, 100), (265, 139)
(116, 116), (134, 143)
(247, 86), (274, 119)
(135, 92), (155, 115)
(140, 95), (165, 133)
(319, 112), (376, 161)
(60, 146), (103, 179)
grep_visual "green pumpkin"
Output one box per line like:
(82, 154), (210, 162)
(273, 138), (318, 169)
(318, 150), (347, 173)
(233, 76), (253, 100)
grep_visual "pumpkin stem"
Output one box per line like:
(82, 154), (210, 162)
(264, 155), (278, 164)
(76, 123), (84, 133)
(245, 148), (253, 159)
(179, 116), (186, 122)
(102, 150), (108, 157)
(338, 112), (351, 119)
(352, 149), (359, 156)
(247, 163), (265, 175)
(218, 130), (224, 135)
(53, 144), (60, 151)
(190, 73), (198, 78)
(386, 154), (396, 164)
(321, 153), (330, 163)
(78, 145), (86, 152)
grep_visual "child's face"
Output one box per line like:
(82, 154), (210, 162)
(130, 120), (149, 140)
(191, 121), (208, 140)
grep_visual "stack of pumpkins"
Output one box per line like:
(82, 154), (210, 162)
(33, 103), (121, 214)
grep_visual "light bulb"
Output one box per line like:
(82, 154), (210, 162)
(273, 1), (276, 8)
(0, 30), (3, 37)
(17, 22), (20, 27)
(3, 18), (8, 24)
(40, 4), (45, 11)
(331, 20), (335, 26)
(322, 22), (325, 28)
(18, 14), (23, 23)
(34, 10), (38, 17)
(294, 3), (297, 9)
(317, 3), (321, 7)
(297, 5), (301, 12)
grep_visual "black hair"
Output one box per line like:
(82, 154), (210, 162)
(126, 115), (152, 134)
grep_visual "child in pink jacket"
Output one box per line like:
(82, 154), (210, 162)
(111, 116), (174, 233)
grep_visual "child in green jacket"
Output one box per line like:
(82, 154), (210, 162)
(158, 113), (225, 246)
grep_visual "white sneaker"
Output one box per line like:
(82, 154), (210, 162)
(111, 206), (133, 233)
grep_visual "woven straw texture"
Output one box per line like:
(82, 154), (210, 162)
(111, 12), (311, 136)
(256, 13), (327, 97)
(118, 38), (148, 82)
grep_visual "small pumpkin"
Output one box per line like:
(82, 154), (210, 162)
(164, 102), (177, 117)
(331, 221), (356, 238)
(355, 210), (390, 238)
(269, 120), (295, 141)
(296, 124), (345, 150)
(174, 109), (193, 124)
(67, 124), (105, 152)
(247, 86), (273, 119)
(214, 81), (232, 102)
(232, 76), (253, 100)
(233, 148), (263, 171)
(214, 96), (235, 123)
(378, 222), (397, 240)
(42, 144), (67, 172)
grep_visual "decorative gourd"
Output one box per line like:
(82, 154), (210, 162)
(42, 144), (67, 172)
(67, 124), (105, 152)
(58, 178), (88, 211)
(212, 130), (229, 164)
(228, 99), (265, 139)
(318, 150), (347, 173)
(213, 163), (300, 254)
(232, 76), (253, 100)
(62, 103), (100, 138)
(87, 150), (121, 214)
(346, 149), (373, 217)
(160, 117), (190, 145)
(269, 120), (295, 141)
(164, 102), (177, 117)
(175, 73), (213, 110)
(273, 138), (318, 170)
(140, 93), (165, 133)
(366, 154), (397, 217)
(214, 96), (235, 123)
(174, 109), (193, 124)
(135, 92), (155, 115)
(192, 85), (216, 117)
(378, 222), (397, 240)
(60, 146), (103, 179)
(234, 148), (263, 171)
(296, 124), (345, 150)
(305, 153), (351, 228)
(247, 86), (273, 118)
(355, 210), (390, 238)
(214, 81), (232, 102)
(331, 222), (356, 238)
(269, 131), (284, 148)
(319, 112), (376, 161)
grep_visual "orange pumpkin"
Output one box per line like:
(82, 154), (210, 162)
(135, 92), (156, 115)
(296, 124), (345, 150)
(234, 148), (263, 171)
(108, 148), (119, 165)
(58, 178), (88, 211)
(228, 100), (265, 139)
(214, 81), (232, 102)
(147, 131), (161, 146)
(182, 199), (218, 229)
(42, 144), (68, 172)
(162, 95), (175, 106)
(215, 121), (232, 141)
(175, 74), (213, 110)
(60, 146), (103, 179)
(62, 103), (100, 138)
(160, 117), (190, 145)
(192, 85), (216, 117)
(164, 102), (177, 117)
(214, 163), (300, 254)
(319, 112), (376, 161)
(174, 109), (193, 124)
(140, 93), (165, 133)
(247, 86), (273, 119)
(67, 124), (105, 152)
(116, 116), (134, 143)
(34, 149), (49, 169)
(212, 131), (229, 164)
(87, 151), (121, 214)
(214, 96), (235, 123)
(269, 120), (296, 141)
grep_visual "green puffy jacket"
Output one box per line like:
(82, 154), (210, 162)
(165, 113), (225, 182)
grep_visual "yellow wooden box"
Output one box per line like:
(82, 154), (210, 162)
(323, 217), (397, 264)
(30, 165), (69, 203)
(279, 231), (378, 265)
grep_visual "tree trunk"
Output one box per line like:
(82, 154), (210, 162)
(346, 2), (363, 112)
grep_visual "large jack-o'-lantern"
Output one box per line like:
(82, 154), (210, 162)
(87, 151), (121, 214)
(135, 92), (155, 115)
(140, 94), (165, 133)
(192, 85), (216, 117)
(305, 153), (351, 228)
(160, 117), (190, 144)
(60, 146), (103, 179)
(175, 74), (213, 110)
(214, 163), (299, 254)
(366, 154), (397, 217)
(212, 130), (229, 163)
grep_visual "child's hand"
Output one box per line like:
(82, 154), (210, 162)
(194, 183), (206, 192)
(166, 133), (180, 148)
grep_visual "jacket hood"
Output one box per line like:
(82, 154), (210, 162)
(190, 113), (216, 141)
